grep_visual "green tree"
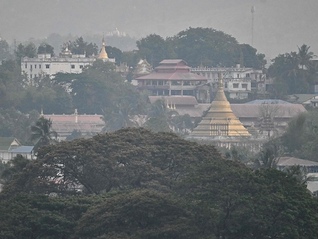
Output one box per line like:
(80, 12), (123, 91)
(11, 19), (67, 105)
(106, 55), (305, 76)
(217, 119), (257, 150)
(170, 27), (241, 67)
(0, 60), (26, 108)
(239, 44), (266, 69)
(105, 46), (123, 65)
(137, 34), (172, 67)
(178, 157), (318, 239)
(0, 39), (13, 61)
(37, 42), (55, 56)
(280, 110), (318, 161)
(75, 189), (200, 239)
(3, 128), (221, 196)
(15, 42), (36, 61)
(66, 37), (98, 57)
(144, 99), (178, 132)
(268, 45), (316, 95)
(297, 44), (314, 70)
(30, 116), (57, 150)
(0, 108), (39, 144)
(0, 193), (98, 239)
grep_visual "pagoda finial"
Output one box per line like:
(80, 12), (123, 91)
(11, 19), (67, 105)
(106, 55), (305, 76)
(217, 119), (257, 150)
(98, 36), (108, 60)
(218, 72), (224, 89)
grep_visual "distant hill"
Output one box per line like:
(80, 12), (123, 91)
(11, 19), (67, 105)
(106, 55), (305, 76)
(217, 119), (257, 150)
(0, 0), (317, 58)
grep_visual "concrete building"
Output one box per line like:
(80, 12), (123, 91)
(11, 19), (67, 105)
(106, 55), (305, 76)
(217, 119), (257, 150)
(0, 137), (34, 162)
(21, 38), (115, 82)
(135, 59), (210, 103)
(191, 64), (269, 100)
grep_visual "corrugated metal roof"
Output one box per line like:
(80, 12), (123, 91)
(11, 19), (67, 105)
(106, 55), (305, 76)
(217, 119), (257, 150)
(231, 104), (306, 118)
(9, 146), (34, 153)
(277, 157), (318, 167)
(136, 72), (207, 81)
(246, 99), (291, 104)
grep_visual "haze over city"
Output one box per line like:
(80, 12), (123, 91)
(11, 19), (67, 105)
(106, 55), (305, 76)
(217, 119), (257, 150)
(0, 0), (317, 59)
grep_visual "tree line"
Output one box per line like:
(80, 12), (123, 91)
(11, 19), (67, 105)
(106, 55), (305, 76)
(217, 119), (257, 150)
(0, 128), (317, 239)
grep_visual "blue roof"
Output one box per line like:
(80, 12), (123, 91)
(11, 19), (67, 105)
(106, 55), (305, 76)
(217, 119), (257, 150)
(245, 99), (291, 104)
(9, 146), (34, 153)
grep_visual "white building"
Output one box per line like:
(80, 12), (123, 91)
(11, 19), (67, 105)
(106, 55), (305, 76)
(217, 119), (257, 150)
(191, 64), (268, 100)
(21, 39), (115, 82)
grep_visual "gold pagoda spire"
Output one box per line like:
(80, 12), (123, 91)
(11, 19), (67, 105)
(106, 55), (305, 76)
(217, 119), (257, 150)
(191, 73), (251, 137)
(98, 37), (109, 60)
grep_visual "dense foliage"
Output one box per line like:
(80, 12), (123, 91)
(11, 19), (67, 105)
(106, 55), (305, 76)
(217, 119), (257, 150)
(278, 110), (318, 161)
(137, 27), (266, 68)
(1, 128), (317, 239)
(268, 44), (317, 96)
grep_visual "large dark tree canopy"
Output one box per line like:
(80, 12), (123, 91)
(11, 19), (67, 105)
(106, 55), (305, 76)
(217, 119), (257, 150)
(1, 128), (318, 239)
(136, 27), (265, 68)
(3, 128), (221, 195)
(171, 27), (240, 67)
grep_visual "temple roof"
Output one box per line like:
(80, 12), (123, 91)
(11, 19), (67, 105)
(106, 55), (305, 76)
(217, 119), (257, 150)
(190, 74), (251, 137)
(135, 59), (207, 81)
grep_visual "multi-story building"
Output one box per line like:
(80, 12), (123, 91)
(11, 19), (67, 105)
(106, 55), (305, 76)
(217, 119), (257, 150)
(21, 39), (115, 82)
(191, 64), (267, 100)
(135, 59), (210, 103)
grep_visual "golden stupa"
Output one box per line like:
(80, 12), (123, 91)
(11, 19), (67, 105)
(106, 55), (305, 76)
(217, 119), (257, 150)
(191, 73), (251, 137)
(97, 37), (108, 60)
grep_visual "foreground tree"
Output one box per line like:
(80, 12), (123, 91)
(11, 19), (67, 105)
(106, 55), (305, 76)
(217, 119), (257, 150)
(3, 128), (221, 195)
(75, 190), (200, 239)
(1, 128), (318, 238)
(178, 157), (318, 239)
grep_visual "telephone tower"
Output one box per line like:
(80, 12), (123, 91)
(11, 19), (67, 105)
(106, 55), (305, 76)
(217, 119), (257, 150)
(251, 6), (255, 46)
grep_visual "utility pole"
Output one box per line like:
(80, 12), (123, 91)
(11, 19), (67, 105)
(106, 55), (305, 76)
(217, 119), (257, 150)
(251, 6), (255, 46)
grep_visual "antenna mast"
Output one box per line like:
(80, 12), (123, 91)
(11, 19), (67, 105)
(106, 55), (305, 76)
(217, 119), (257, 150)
(251, 6), (255, 46)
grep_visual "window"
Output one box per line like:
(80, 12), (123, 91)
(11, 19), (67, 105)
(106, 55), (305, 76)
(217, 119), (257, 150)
(233, 83), (239, 88)
(246, 73), (250, 77)
(237, 74), (240, 78)
(45, 64), (50, 69)
(25, 63), (27, 68)
(80, 65), (83, 69)
(242, 83), (248, 90)
(30, 74), (32, 79)
(34, 64), (37, 69)
(71, 64), (75, 69)
(39, 64), (41, 69)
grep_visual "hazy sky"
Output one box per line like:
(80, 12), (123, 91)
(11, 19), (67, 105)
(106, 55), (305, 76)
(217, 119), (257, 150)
(0, 0), (317, 59)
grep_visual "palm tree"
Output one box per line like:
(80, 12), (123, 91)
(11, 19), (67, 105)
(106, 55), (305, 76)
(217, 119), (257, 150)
(145, 99), (179, 132)
(297, 44), (314, 70)
(30, 116), (57, 150)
